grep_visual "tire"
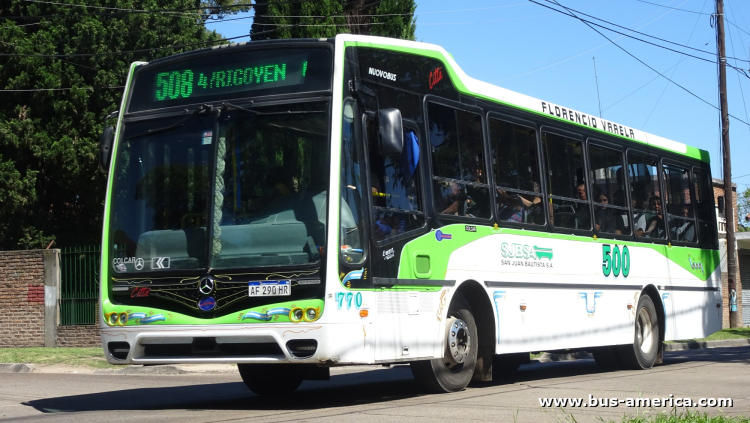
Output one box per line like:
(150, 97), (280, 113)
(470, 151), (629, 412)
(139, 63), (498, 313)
(411, 295), (478, 393)
(618, 294), (660, 370)
(591, 346), (620, 370)
(237, 363), (304, 396)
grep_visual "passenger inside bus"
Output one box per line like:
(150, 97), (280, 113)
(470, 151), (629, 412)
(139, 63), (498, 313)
(671, 206), (696, 242)
(574, 183), (590, 229)
(644, 196), (666, 238)
(497, 189), (542, 224)
(594, 193), (617, 233)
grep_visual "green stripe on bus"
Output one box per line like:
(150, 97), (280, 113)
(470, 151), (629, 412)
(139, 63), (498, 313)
(397, 224), (719, 282)
(343, 41), (709, 163)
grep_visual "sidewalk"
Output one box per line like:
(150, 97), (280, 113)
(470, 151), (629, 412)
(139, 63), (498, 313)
(537, 338), (750, 362)
(2, 339), (748, 375)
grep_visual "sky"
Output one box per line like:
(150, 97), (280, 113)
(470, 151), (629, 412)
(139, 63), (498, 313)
(208, 0), (750, 190)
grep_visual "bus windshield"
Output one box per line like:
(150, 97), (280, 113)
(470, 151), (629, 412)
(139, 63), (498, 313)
(109, 101), (331, 274)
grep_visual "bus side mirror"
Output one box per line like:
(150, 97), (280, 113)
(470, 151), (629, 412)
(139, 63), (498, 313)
(378, 108), (403, 156)
(718, 196), (725, 214)
(99, 126), (115, 174)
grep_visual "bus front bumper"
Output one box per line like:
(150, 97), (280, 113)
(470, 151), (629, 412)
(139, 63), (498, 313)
(100, 321), (372, 365)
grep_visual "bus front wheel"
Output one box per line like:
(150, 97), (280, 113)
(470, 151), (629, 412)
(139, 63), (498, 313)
(619, 295), (660, 370)
(238, 363), (304, 396)
(411, 296), (478, 393)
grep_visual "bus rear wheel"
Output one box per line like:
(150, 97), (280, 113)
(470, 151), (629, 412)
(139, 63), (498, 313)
(618, 295), (659, 370)
(411, 297), (478, 393)
(237, 363), (304, 396)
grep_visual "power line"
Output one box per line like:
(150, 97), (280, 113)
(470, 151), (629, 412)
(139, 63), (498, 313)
(0, 86), (123, 92)
(635, 0), (750, 37)
(641, 0), (709, 129)
(495, 1), (686, 82)
(635, 0), (711, 15)
(20, 0), (201, 18)
(537, 0), (750, 126)
(725, 1), (750, 138)
(2, 0), (312, 20)
(534, 0), (747, 65)
(0, 34), (245, 58)
(540, 0), (734, 61)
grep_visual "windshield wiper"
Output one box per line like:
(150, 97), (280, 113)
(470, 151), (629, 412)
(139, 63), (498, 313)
(129, 104), (212, 139)
(221, 101), (324, 116)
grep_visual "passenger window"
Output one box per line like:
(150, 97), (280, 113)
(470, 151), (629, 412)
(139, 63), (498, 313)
(693, 168), (717, 247)
(628, 154), (665, 240)
(542, 132), (589, 230)
(490, 119), (544, 226)
(367, 120), (425, 242)
(663, 164), (696, 244)
(427, 102), (490, 218)
(588, 144), (630, 235)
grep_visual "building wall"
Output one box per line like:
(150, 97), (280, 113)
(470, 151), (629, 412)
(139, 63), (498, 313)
(0, 250), (46, 347)
(713, 180), (743, 328)
(0, 249), (101, 348)
(56, 325), (101, 347)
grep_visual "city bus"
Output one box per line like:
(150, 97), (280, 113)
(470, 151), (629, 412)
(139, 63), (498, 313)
(99, 34), (721, 395)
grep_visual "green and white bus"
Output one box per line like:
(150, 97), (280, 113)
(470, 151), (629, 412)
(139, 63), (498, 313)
(99, 34), (721, 394)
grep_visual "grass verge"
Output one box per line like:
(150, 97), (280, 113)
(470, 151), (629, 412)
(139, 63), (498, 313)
(668, 327), (750, 343)
(0, 347), (115, 369)
(610, 410), (750, 422)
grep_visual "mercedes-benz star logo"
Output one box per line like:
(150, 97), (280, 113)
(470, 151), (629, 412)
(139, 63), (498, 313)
(199, 277), (214, 295)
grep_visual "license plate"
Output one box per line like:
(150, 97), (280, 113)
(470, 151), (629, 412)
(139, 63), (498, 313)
(248, 280), (291, 297)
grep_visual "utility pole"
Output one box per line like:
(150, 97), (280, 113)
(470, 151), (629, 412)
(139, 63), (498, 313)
(717, 0), (739, 328)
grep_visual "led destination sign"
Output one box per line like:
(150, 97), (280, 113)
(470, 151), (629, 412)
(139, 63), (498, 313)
(153, 55), (307, 101)
(128, 48), (332, 112)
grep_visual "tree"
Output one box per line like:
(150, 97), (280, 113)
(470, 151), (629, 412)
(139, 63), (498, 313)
(738, 187), (750, 232)
(0, 0), (228, 250)
(250, 0), (417, 41)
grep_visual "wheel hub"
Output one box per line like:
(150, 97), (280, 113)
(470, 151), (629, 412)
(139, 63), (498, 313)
(444, 317), (470, 368)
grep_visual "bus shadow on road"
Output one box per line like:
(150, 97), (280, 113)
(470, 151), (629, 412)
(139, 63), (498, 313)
(23, 366), (423, 413)
(22, 347), (750, 414)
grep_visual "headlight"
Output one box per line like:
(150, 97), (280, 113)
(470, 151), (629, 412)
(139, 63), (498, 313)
(289, 307), (304, 322)
(304, 307), (318, 322)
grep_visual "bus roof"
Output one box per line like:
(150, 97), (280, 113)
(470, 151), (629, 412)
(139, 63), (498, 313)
(335, 34), (710, 164)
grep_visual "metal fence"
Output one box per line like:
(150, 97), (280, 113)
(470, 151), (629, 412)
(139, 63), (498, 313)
(60, 245), (100, 325)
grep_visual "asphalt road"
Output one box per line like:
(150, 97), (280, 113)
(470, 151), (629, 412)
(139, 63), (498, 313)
(1, 346), (749, 423)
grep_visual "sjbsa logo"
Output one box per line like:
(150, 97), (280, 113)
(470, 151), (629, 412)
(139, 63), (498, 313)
(130, 287), (150, 298)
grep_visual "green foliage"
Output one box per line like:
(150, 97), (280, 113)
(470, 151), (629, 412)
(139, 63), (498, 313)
(0, 0), (225, 250)
(738, 187), (750, 231)
(250, 0), (416, 41)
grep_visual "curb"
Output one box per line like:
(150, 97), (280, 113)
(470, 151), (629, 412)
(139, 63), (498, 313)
(663, 338), (750, 351)
(0, 363), (35, 373)
(539, 339), (750, 362)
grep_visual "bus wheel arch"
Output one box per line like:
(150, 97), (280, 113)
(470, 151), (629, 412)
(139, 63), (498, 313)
(641, 285), (665, 365)
(453, 280), (495, 382)
(618, 286), (662, 369)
